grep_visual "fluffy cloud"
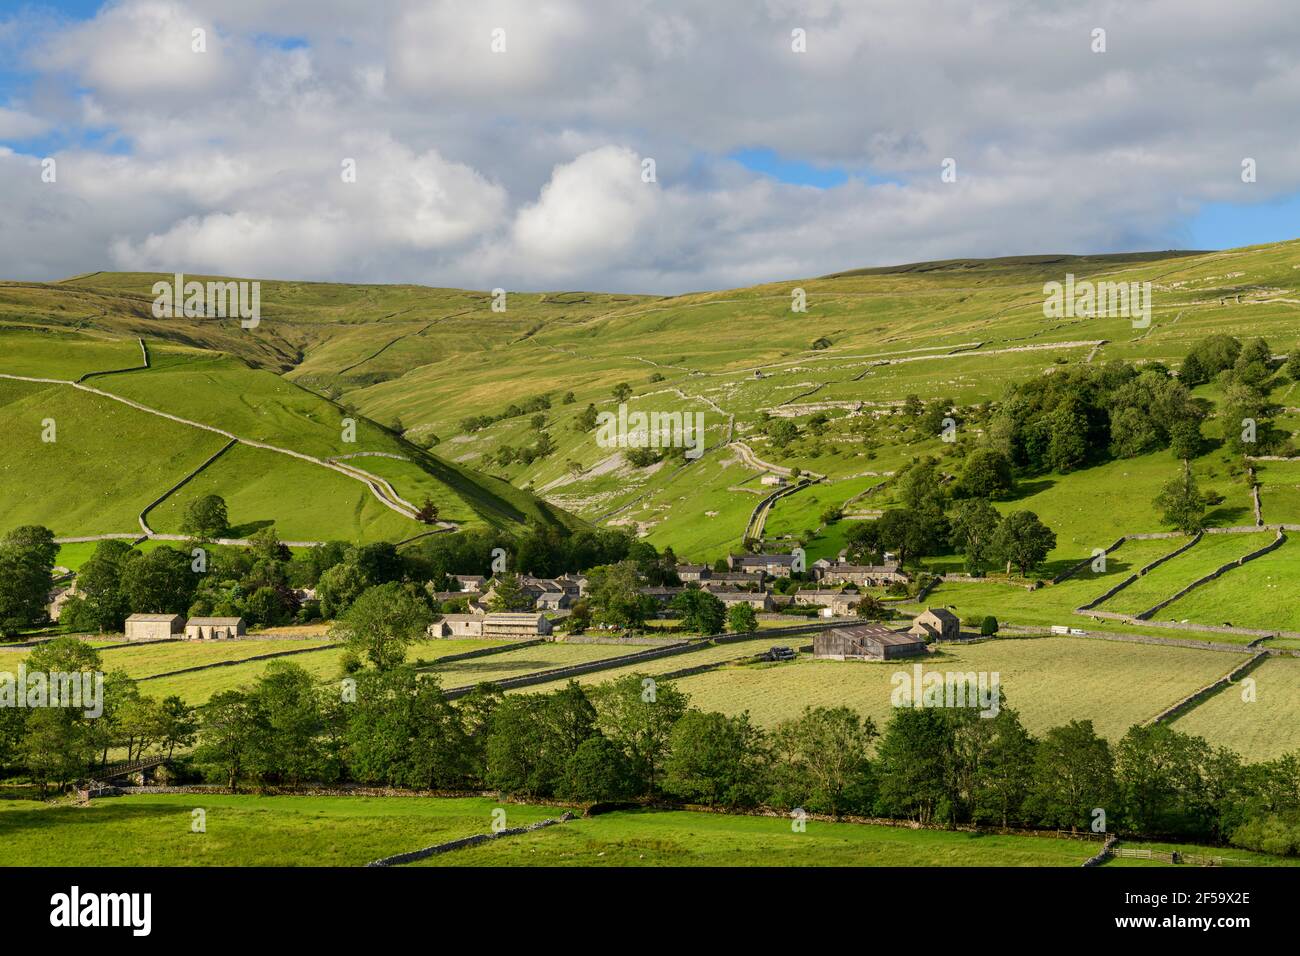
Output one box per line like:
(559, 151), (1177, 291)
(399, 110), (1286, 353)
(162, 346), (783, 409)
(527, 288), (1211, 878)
(1, 0), (1299, 292)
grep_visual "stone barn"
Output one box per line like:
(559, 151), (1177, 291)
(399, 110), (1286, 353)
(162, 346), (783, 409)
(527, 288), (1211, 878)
(429, 614), (485, 638)
(813, 623), (928, 661)
(184, 616), (246, 640)
(481, 612), (553, 640)
(124, 613), (184, 642)
(910, 608), (961, 642)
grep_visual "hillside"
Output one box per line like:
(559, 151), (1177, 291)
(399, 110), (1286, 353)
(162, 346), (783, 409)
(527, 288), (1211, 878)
(2, 239), (1298, 558)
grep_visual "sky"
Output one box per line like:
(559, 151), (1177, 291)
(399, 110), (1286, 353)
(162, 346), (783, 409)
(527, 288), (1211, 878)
(1, 0), (1298, 294)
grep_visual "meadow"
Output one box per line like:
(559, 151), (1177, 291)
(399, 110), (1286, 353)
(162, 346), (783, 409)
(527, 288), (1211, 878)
(1097, 532), (1275, 617)
(1171, 656), (1300, 761)
(660, 637), (1246, 743)
(0, 793), (557, 867)
(1157, 537), (1300, 632)
(413, 807), (1094, 868)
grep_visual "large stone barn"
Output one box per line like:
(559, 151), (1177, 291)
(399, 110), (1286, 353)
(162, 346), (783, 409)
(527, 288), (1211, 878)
(124, 613), (184, 642)
(184, 616), (246, 640)
(813, 623), (928, 661)
(481, 612), (553, 640)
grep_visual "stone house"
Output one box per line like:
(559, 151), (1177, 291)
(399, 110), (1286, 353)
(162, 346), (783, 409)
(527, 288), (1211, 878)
(814, 561), (909, 587)
(481, 612), (553, 640)
(124, 613), (184, 642)
(712, 591), (776, 612)
(536, 591), (574, 611)
(728, 553), (798, 577)
(909, 608), (961, 642)
(675, 564), (710, 582)
(430, 614), (485, 638)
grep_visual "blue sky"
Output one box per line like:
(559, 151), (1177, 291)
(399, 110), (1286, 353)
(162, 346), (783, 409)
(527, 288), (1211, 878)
(1, 1), (1298, 292)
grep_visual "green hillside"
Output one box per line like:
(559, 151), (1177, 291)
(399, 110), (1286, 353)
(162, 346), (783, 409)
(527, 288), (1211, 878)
(2, 238), (1299, 557)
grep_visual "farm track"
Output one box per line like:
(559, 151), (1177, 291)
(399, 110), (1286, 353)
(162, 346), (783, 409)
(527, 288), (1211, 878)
(0, 369), (453, 533)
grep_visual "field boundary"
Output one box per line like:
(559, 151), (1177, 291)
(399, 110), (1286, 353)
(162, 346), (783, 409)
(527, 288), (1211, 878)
(1146, 652), (1269, 725)
(1135, 529), (1285, 620)
(134, 642), (341, 682)
(367, 813), (575, 867)
(75, 336), (151, 382)
(137, 437), (238, 536)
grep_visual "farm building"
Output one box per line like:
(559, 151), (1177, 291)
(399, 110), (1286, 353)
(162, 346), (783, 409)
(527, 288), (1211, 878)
(453, 575), (486, 592)
(676, 564), (710, 582)
(813, 623), (928, 661)
(729, 553), (798, 577)
(638, 586), (683, 607)
(185, 617), (246, 640)
(46, 585), (79, 623)
(703, 571), (767, 587)
(712, 591), (776, 611)
(760, 474), (787, 487)
(481, 612), (553, 640)
(794, 589), (858, 616)
(814, 561), (909, 587)
(124, 613), (184, 642)
(430, 614), (485, 638)
(910, 608), (960, 642)
(536, 591), (574, 611)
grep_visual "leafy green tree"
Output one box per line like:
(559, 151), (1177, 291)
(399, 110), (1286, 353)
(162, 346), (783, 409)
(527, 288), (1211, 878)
(331, 582), (433, 670)
(949, 498), (1002, 575)
(613, 382), (633, 402)
(587, 562), (654, 628)
(194, 690), (259, 791)
(1284, 349), (1300, 383)
(1154, 465), (1207, 533)
(181, 494), (229, 541)
(874, 707), (950, 823)
(158, 695), (199, 759)
(957, 449), (1015, 499)
(769, 706), (877, 816)
(559, 735), (636, 802)
(991, 510), (1056, 577)
(591, 673), (689, 795)
(664, 710), (768, 807)
(672, 588), (727, 635)
(119, 546), (198, 615)
(971, 705), (1035, 828)
(1025, 719), (1115, 831)
(575, 404), (599, 432)
(487, 572), (535, 612)
(980, 615), (999, 636)
(0, 524), (58, 631)
(315, 560), (370, 618)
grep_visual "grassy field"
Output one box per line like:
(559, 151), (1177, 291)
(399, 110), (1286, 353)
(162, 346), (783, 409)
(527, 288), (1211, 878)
(428, 641), (651, 690)
(661, 637), (1245, 743)
(0, 793), (558, 867)
(0, 638), (334, 680)
(133, 638), (514, 703)
(1256, 459), (1300, 525)
(1157, 537), (1300, 632)
(1097, 532), (1275, 617)
(1172, 656), (1300, 761)
(412, 807), (1099, 867)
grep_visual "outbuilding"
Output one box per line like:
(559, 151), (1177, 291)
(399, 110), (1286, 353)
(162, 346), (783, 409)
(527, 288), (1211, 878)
(184, 616), (246, 640)
(124, 613), (184, 642)
(813, 623), (928, 661)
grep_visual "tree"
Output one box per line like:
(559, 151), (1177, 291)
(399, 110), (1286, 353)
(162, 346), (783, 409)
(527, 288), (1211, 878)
(874, 707), (950, 823)
(119, 546), (199, 615)
(949, 498), (1002, 575)
(613, 382), (633, 402)
(68, 539), (133, 631)
(330, 582), (433, 670)
(575, 404), (599, 432)
(194, 690), (258, 791)
(0, 525), (58, 631)
(315, 561), (369, 618)
(1168, 417), (1203, 460)
(1154, 465), (1207, 533)
(854, 594), (887, 620)
(670, 588), (726, 636)
(980, 615), (999, 636)
(181, 494), (229, 541)
(767, 419), (799, 448)
(769, 706), (876, 816)
(559, 735), (636, 802)
(415, 498), (440, 524)
(586, 562), (654, 628)
(971, 706), (1035, 828)
(957, 449), (1015, 499)
(487, 572), (535, 612)
(991, 511), (1056, 577)
(1026, 720), (1115, 831)
(591, 673), (689, 795)
(727, 602), (758, 633)
(664, 710), (767, 807)
(1284, 349), (1300, 383)
(158, 695), (199, 759)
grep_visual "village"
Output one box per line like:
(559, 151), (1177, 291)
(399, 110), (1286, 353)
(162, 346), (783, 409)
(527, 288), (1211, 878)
(111, 549), (963, 662)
